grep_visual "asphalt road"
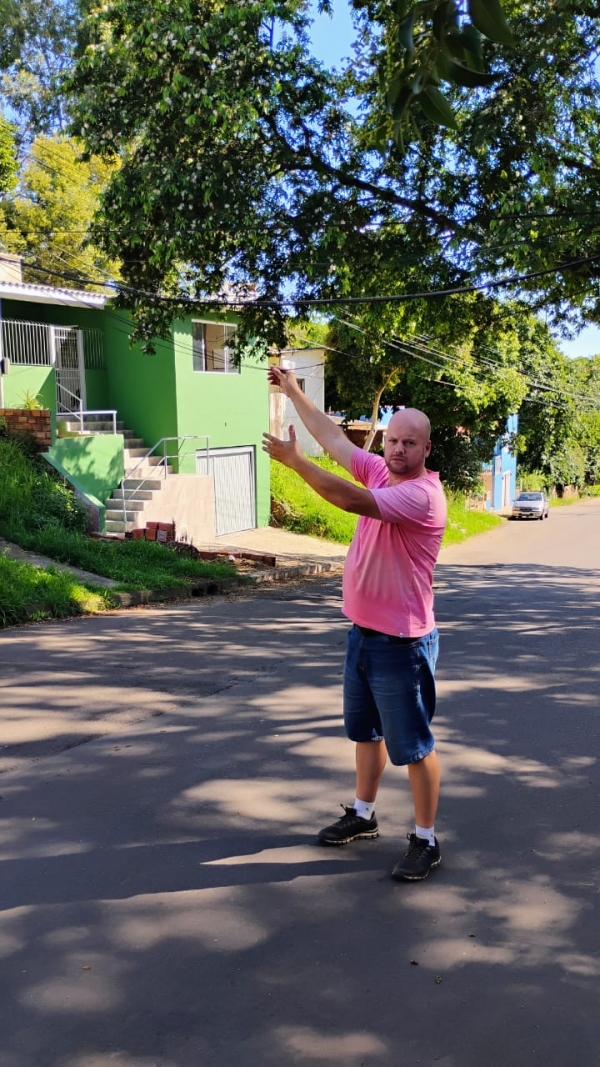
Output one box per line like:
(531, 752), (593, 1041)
(1, 500), (599, 1067)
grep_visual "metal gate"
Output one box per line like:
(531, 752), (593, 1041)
(196, 446), (256, 535)
(55, 327), (86, 412)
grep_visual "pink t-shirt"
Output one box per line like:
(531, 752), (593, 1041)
(342, 450), (447, 637)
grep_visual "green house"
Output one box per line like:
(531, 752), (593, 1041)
(0, 255), (270, 541)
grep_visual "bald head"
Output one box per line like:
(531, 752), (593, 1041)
(384, 408), (432, 482)
(387, 407), (431, 441)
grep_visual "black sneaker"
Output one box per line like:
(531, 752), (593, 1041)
(318, 805), (379, 846)
(391, 833), (441, 881)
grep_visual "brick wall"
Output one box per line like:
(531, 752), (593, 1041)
(1, 409), (52, 451)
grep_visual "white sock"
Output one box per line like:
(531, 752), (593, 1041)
(354, 798), (375, 821)
(415, 824), (435, 846)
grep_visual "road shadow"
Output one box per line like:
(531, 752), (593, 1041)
(0, 563), (599, 1066)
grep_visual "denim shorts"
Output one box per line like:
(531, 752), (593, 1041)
(343, 624), (439, 766)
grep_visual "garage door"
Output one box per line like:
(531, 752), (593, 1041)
(196, 446), (256, 536)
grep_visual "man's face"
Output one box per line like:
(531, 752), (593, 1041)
(384, 413), (431, 480)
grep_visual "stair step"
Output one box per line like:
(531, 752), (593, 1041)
(105, 497), (146, 511)
(105, 519), (132, 533)
(110, 489), (154, 502)
(122, 478), (163, 491)
(124, 449), (169, 466)
(124, 465), (172, 478)
(105, 509), (142, 522)
(124, 447), (156, 458)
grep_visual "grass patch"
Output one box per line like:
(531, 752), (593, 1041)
(270, 457), (501, 547)
(443, 492), (501, 545)
(0, 433), (238, 626)
(1, 524), (237, 593)
(0, 552), (114, 628)
(270, 456), (359, 544)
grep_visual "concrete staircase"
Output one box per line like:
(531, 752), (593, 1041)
(106, 437), (173, 536)
(59, 414), (172, 536)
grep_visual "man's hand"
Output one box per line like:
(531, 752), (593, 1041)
(267, 365), (298, 398)
(262, 425), (303, 470)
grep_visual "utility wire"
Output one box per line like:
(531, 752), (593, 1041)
(20, 252), (600, 310)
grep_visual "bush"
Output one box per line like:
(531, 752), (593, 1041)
(0, 437), (87, 534)
(517, 471), (548, 492)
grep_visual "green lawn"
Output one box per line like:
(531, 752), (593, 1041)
(0, 552), (114, 628)
(0, 433), (237, 627)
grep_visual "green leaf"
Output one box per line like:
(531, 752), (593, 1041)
(418, 85), (458, 127)
(392, 118), (406, 153)
(460, 23), (483, 61)
(468, 0), (514, 46)
(444, 32), (468, 63)
(444, 59), (498, 87)
(391, 84), (415, 119)
(397, 9), (417, 53)
(432, 0), (457, 43)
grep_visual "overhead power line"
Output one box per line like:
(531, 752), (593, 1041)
(21, 252), (600, 311)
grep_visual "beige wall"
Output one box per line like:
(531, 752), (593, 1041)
(138, 474), (215, 546)
(269, 349), (325, 457)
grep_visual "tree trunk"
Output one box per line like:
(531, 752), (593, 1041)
(362, 385), (385, 451)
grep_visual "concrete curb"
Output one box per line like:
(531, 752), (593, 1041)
(108, 558), (345, 607)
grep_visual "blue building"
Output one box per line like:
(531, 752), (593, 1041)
(482, 413), (519, 511)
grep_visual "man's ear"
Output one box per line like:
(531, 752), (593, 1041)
(425, 440), (432, 457)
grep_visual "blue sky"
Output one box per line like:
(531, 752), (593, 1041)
(307, 1), (600, 360)
(308, 0), (355, 66)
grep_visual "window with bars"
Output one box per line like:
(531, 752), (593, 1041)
(192, 321), (238, 373)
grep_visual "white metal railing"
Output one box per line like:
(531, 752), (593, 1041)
(56, 385), (117, 434)
(0, 319), (105, 369)
(119, 436), (210, 511)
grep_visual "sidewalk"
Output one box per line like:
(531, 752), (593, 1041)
(206, 526), (348, 579)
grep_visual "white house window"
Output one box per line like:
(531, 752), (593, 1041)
(296, 378), (306, 393)
(192, 321), (238, 373)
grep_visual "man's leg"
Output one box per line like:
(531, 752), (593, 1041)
(407, 748), (440, 827)
(391, 749), (441, 881)
(355, 739), (387, 803)
(317, 739), (385, 847)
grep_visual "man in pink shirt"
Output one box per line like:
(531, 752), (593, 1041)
(263, 366), (447, 881)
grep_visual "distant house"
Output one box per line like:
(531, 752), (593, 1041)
(0, 254), (270, 541)
(268, 347), (325, 457)
(481, 414), (519, 510)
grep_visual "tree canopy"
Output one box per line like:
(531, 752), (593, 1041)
(62, 0), (600, 350)
(0, 133), (119, 287)
(0, 0), (83, 135)
(0, 115), (18, 194)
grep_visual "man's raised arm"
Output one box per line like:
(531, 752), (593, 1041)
(268, 365), (356, 473)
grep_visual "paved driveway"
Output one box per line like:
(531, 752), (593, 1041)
(0, 501), (599, 1067)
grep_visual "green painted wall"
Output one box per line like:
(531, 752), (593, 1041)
(102, 310), (178, 448)
(85, 369), (110, 410)
(2, 364), (55, 411)
(44, 452), (107, 532)
(48, 434), (124, 506)
(172, 317), (270, 526)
